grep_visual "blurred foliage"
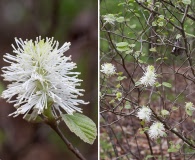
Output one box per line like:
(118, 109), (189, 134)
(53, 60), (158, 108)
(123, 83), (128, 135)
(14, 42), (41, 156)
(100, 133), (114, 159)
(100, 0), (195, 64)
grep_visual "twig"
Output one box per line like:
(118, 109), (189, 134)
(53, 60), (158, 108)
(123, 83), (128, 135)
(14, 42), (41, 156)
(47, 122), (86, 160)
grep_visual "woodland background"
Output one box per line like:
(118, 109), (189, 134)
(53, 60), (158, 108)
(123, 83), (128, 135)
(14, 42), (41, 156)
(0, 0), (98, 159)
(100, 0), (195, 160)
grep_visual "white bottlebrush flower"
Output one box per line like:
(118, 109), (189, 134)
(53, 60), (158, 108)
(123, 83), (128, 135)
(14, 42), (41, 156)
(140, 65), (157, 87)
(100, 63), (116, 76)
(136, 106), (152, 122)
(1, 37), (88, 119)
(148, 122), (165, 139)
(103, 14), (116, 25)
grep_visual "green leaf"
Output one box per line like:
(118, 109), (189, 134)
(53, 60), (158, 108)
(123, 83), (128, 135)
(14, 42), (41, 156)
(130, 24), (136, 29)
(128, 3), (134, 6)
(140, 120), (145, 126)
(117, 47), (129, 52)
(139, 127), (149, 135)
(61, 113), (97, 144)
(125, 102), (131, 109)
(145, 155), (154, 160)
(168, 143), (180, 153)
(116, 42), (128, 47)
(118, 2), (125, 6)
(134, 51), (142, 58)
(134, 13), (140, 17)
(168, 148), (178, 153)
(155, 82), (161, 87)
(116, 42), (129, 52)
(158, 21), (164, 27)
(138, 59), (145, 64)
(139, 128), (145, 134)
(149, 47), (157, 52)
(172, 106), (178, 111)
(158, 15), (164, 19)
(168, 141), (181, 153)
(157, 138), (161, 144)
(125, 49), (133, 54)
(182, 0), (191, 5)
(162, 82), (172, 88)
(161, 109), (170, 116)
(135, 81), (141, 86)
(116, 83), (121, 88)
(156, 57), (168, 62)
(184, 144), (195, 153)
(156, 58), (161, 62)
(116, 16), (125, 23)
(117, 72), (123, 76)
(117, 76), (127, 81)
(152, 21), (157, 26)
(116, 92), (122, 99)
(109, 99), (115, 104)
(0, 81), (5, 95)
(186, 109), (193, 116)
(155, 2), (161, 7)
(129, 44), (136, 48)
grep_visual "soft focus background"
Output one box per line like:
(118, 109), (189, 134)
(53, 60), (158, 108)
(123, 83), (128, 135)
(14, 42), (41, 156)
(0, 0), (98, 159)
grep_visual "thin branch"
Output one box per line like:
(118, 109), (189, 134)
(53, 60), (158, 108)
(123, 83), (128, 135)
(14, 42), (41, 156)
(47, 122), (86, 160)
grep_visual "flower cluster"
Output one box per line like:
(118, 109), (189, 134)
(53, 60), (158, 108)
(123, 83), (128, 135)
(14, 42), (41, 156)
(100, 63), (116, 76)
(148, 122), (165, 139)
(136, 106), (152, 122)
(140, 65), (157, 87)
(1, 37), (88, 120)
(136, 105), (166, 139)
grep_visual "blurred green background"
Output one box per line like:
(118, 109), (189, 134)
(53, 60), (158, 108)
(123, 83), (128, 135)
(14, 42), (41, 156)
(0, 0), (98, 159)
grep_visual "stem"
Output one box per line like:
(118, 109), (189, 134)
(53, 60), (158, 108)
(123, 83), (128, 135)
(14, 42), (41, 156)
(48, 122), (86, 160)
(142, 125), (154, 160)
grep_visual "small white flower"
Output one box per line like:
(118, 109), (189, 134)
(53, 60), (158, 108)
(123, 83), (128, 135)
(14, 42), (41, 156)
(148, 122), (165, 139)
(185, 102), (195, 111)
(185, 102), (195, 116)
(136, 106), (152, 122)
(103, 14), (116, 25)
(140, 65), (157, 87)
(100, 63), (116, 76)
(1, 37), (88, 119)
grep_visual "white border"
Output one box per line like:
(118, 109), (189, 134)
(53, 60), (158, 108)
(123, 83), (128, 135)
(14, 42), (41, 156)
(98, 0), (100, 159)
